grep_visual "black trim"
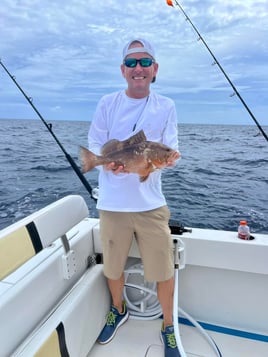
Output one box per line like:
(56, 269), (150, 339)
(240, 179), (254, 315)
(26, 221), (43, 253)
(56, 322), (70, 357)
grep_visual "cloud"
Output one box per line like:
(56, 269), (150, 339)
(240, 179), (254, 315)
(0, 0), (267, 125)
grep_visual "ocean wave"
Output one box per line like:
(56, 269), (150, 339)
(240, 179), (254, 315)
(30, 165), (72, 172)
(1, 120), (267, 233)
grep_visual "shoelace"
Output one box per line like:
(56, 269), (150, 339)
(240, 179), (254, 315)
(106, 310), (117, 326)
(165, 332), (177, 349)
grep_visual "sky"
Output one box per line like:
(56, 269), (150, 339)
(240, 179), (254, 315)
(0, 0), (268, 125)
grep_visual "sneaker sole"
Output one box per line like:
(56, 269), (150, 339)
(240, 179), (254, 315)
(98, 311), (130, 345)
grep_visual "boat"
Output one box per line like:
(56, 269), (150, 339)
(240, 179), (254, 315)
(1, 0), (267, 354)
(1, 194), (267, 357)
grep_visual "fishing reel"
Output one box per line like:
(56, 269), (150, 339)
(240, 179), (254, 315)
(169, 219), (192, 235)
(91, 187), (99, 200)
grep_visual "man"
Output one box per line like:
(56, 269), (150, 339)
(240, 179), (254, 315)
(88, 38), (181, 357)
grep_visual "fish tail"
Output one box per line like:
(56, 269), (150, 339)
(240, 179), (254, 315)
(79, 146), (99, 173)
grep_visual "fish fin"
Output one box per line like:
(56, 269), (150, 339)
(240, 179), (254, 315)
(126, 130), (147, 145)
(101, 139), (120, 156)
(101, 130), (147, 155)
(79, 146), (98, 173)
(139, 174), (150, 182)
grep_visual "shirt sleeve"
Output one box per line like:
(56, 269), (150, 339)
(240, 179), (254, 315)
(87, 97), (109, 155)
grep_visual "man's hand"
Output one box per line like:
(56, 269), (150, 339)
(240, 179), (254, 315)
(167, 151), (181, 167)
(104, 162), (126, 174)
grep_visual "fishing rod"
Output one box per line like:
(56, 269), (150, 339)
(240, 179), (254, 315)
(0, 59), (97, 202)
(166, 0), (268, 142)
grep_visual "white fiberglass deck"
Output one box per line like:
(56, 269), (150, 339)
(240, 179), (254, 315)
(89, 318), (268, 357)
(1, 196), (268, 357)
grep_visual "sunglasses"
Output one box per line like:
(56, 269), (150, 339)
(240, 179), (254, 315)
(124, 58), (155, 68)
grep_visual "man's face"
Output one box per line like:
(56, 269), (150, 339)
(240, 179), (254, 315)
(121, 45), (158, 98)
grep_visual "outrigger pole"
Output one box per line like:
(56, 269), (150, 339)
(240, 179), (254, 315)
(0, 59), (97, 202)
(166, 0), (268, 142)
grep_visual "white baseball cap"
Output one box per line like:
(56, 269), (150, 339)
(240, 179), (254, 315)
(122, 38), (155, 60)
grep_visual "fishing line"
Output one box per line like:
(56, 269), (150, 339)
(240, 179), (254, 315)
(166, 0), (268, 142)
(0, 59), (97, 202)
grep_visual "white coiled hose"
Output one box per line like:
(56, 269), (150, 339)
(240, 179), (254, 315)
(123, 239), (222, 357)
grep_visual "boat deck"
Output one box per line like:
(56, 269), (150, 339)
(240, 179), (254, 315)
(89, 318), (268, 357)
(1, 196), (268, 357)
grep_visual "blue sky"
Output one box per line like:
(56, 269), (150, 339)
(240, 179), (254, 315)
(0, 0), (267, 125)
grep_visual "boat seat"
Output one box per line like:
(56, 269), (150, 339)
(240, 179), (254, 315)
(13, 264), (110, 357)
(0, 195), (89, 280)
(0, 195), (101, 356)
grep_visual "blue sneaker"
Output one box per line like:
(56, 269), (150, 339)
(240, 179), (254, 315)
(98, 302), (129, 344)
(161, 324), (181, 357)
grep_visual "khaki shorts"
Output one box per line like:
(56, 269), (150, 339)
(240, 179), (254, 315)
(99, 206), (174, 282)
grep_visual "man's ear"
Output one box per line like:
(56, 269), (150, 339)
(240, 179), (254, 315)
(120, 64), (126, 78)
(152, 62), (158, 83)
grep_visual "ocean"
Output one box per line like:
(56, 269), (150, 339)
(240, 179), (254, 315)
(0, 118), (268, 234)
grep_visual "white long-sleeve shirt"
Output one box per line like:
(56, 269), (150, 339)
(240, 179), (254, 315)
(88, 90), (178, 212)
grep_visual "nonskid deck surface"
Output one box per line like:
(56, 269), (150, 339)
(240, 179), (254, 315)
(88, 318), (268, 357)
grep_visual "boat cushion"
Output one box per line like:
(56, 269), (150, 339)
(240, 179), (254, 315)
(0, 195), (100, 356)
(0, 195), (89, 280)
(13, 264), (110, 357)
(0, 226), (36, 280)
(33, 323), (67, 357)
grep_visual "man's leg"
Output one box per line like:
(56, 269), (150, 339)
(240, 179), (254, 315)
(158, 277), (181, 356)
(98, 273), (129, 344)
(108, 273), (125, 312)
(157, 276), (174, 327)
